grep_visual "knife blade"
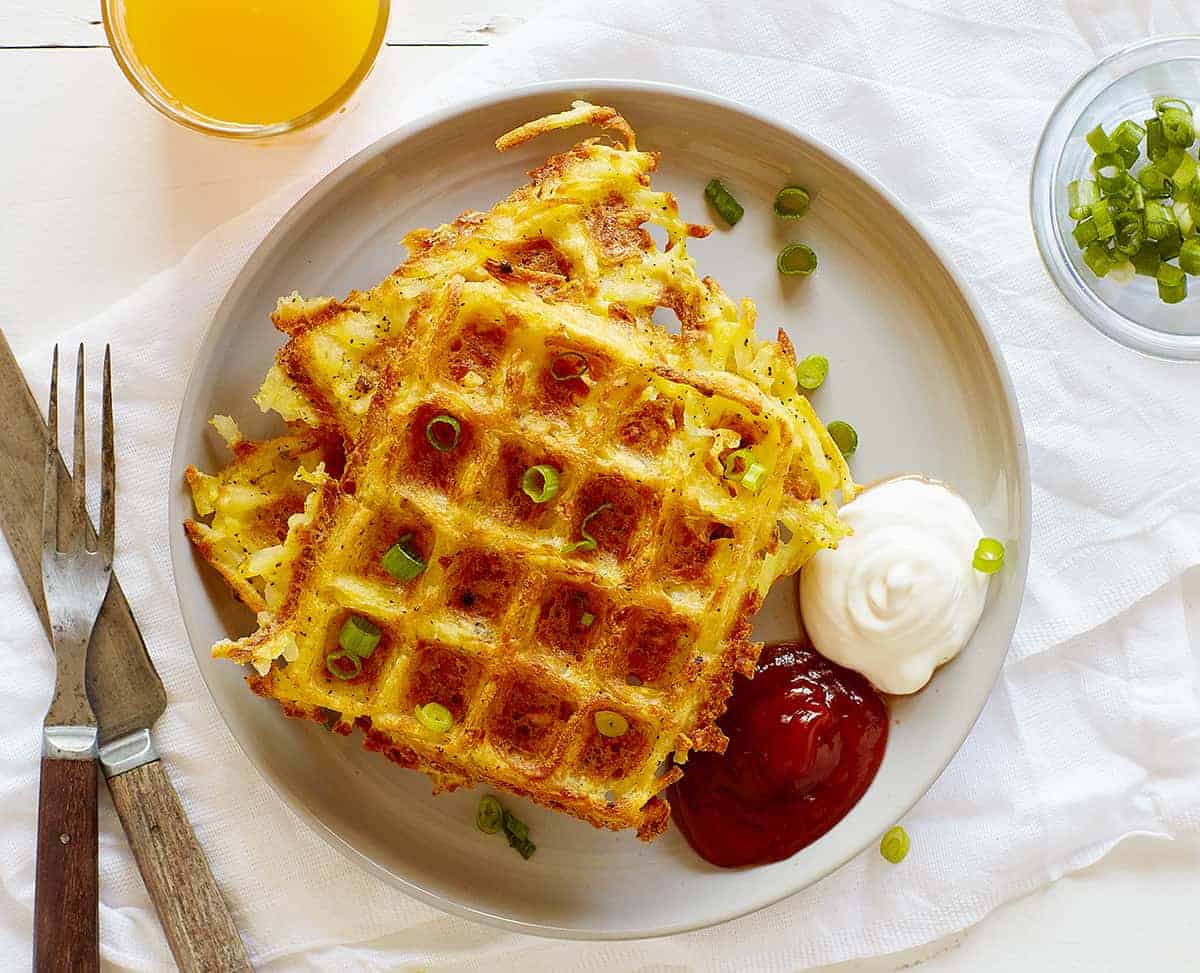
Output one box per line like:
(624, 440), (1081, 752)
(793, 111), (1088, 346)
(0, 329), (250, 972)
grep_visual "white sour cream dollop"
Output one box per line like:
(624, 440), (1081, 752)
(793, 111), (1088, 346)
(799, 476), (989, 695)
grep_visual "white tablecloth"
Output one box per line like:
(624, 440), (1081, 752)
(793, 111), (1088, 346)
(3, 1), (1200, 969)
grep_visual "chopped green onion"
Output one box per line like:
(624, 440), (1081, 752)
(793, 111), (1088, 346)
(579, 611), (596, 629)
(503, 810), (529, 842)
(325, 650), (362, 681)
(1083, 241), (1114, 277)
(549, 351), (589, 382)
(880, 825), (910, 864)
(721, 447), (754, 480)
(1137, 166), (1174, 197)
(1085, 123), (1116, 154)
(1112, 118), (1146, 151)
(425, 414), (461, 452)
(1159, 225), (1184, 260)
(1113, 212), (1144, 256)
(502, 810), (536, 859)
(777, 243), (818, 276)
(796, 353), (829, 391)
(1072, 219), (1099, 248)
(704, 178), (744, 226)
(1158, 261), (1188, 303)
(1180, 238), (1200, 275)
(567, 503), (612, 554)
(521, 465), (561, 504)
(1131, 244), (1161, 277)
(1175, 200), (1196, 236)
(476, 795), (503, 834)
(381, 533), (425, 582)
(339, 615), (381, 657)
(827, 420), (858, 457)
(1091, 198), (1116, 239)
(973, 538), (1005, 574)
(1146, 117), (1168, 162)
(1172, 151), (1198, 189)
(1067, 179), (1099, 219)
(740, 462), (768, 494)
(594, 710), (629, 737)
(1161, 106), (1195, 148)
(1154, 96), (1192, 115)
(1156, 145), (1186, 176)
(773, 186), (811, 219)
(414, 701), (454, 733)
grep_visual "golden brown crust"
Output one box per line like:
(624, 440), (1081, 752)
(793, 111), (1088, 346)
(184, 101), (855, 841)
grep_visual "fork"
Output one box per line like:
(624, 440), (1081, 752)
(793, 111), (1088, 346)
(33, 344), (112, 973)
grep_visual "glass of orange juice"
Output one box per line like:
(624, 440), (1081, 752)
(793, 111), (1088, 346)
(102, 0), (389, 139)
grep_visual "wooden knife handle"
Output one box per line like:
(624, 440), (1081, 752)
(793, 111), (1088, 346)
(108, 760), (252, 972)
(34, 756), (99, 973)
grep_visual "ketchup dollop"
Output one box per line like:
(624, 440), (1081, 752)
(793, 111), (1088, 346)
(670, 641), (888, 868)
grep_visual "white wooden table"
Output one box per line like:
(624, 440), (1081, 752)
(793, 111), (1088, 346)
(3, 4), (1198, 970)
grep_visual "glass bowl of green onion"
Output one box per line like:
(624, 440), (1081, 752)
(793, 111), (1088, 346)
(1031, 35), (1200, 361)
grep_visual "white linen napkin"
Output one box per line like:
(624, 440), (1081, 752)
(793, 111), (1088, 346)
(3, 1), (1200, 969)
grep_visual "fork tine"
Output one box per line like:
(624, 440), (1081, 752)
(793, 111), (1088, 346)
(70, 344), (87, 551)
(42, 346), (59, 554)
(99, 345), (114, 565)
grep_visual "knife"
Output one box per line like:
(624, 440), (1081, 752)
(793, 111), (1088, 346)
(0, 331), (251, 972)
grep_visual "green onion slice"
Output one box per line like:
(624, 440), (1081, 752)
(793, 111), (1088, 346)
(414, 701), (454, 733)
(1154, 96), (1192, 115)
(1067, 179), (1099, 219)
(1085, 123), (1116, 154)
(425, 414), (461, 452)
(325, 650), (362, 681)
(549, 351), (589, 382)
(1146, 116), (1168, 162)
(476, 795), (503, 834)
(502, 810), (536, 859)
(1072, 219), (1098, 248)
(521, 464), (561, 504)
(827, 420), (858, 457)
(567, 502), (612, 553)
(594, 710), (629, 737)
(973, 537), (1005, 574)
(796, 353), (829, 391)
(381, 533), (425, 582)
(777, 243), (818, 276)
(503, 809), (529, 842)
(704, 178), (744, 226)
(338, 615), (381, 657)
(1162, 107), (1195, 148)
(740, 462), (768, 494)
(773, 186), (811, 219)
(1179, 238), (1200, 276)
(721, 447), (754, 480)
(1083, 241), (1114, 278)
(880, 825), (910, 864)
(579, 611), (596, 629)
(1158, 261), (1188, 303)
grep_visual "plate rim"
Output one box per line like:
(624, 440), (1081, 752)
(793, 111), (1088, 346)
(168, 77), (1032, 941)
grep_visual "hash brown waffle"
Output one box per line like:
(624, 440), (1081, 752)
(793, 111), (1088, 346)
(185, 102), (854, 839)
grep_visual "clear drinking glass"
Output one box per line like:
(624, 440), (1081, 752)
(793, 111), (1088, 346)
(101, 0), (390, 140)
(1031, 35), (1200, 361)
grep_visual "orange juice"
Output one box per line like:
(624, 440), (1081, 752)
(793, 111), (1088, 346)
(121, 0), (384, 127)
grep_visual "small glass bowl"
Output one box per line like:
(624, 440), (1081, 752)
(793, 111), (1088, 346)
(1031, 35), (1200, 361)
(101, 0), (390, 140)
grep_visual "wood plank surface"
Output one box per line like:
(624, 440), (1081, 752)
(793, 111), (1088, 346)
(0, 0), (530, 48)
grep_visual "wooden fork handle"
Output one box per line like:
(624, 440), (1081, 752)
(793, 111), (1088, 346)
(34, 755), (99, 973)
(108, 759), (252, 973)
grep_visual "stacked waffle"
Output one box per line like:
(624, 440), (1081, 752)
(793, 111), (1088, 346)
(185, 102), (853, 838)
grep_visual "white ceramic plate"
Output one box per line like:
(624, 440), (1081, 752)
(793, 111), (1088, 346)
(169, 80), (1030, 939)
